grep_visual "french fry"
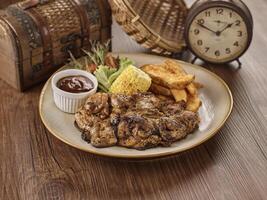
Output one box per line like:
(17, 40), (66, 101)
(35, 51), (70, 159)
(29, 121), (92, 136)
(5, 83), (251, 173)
(141, 64), (195, 89)
(193, 82), (204, 89)
(186, 83), (197, 96)
(171, 89), (187, 102)
(164, 59), (186, 75)
(141, 60), (203, 113)
(150, 83), (172, 96)
(186, 94), (202, 112)
(156, 95), (174, 101)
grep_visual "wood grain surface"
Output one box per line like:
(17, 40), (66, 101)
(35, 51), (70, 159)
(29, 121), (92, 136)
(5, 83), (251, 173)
(1, 0), (267, 199)
(0, 0), (20, 9)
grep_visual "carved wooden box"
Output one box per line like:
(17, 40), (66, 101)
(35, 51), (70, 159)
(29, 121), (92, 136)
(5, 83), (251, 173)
(0, 0), (111, 91)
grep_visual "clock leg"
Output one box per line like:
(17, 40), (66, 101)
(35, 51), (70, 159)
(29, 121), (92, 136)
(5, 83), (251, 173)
(236, 59), (242, 69)
(191, 56), (198, 64)
(172, 52), (183, 59)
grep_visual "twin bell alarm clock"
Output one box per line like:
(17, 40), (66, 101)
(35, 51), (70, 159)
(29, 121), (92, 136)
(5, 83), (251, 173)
(184, 0), (253, 67)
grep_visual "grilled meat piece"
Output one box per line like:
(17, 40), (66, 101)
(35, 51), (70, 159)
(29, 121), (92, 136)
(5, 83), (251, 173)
(110, 112), (120, 126)
(159, 111), (200, 142)
(117, 114), (161, 150)
(110, 93), (134, 113)
(75, 108), (117, 147)
(110, 94), (135, 126)
(136, 108), (164, 120)
(160, 100), (186, 116)
(74, 92), (200, 150)
(134, 92), (162, 110)
(75, 108), (98, 135)
(84, 93), (110, 119)
(75, 93), (117, 147)
(90, 119), (117, 147)
(129, 93), (165, 120)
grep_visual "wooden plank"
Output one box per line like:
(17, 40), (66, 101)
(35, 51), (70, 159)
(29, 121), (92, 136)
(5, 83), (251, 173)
(1, 0), (267, 199)
(0, 0), (21, 9)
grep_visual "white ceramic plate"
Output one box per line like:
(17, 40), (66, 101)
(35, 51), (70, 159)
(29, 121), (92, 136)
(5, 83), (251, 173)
(39, 53), (233, 159)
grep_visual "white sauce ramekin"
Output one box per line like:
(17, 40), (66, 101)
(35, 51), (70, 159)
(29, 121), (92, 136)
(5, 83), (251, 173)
(51, 69), (98, 113)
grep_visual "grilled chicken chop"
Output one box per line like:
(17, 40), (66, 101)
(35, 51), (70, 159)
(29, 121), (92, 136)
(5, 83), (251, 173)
(75, 93), (117, 147)
(117, 113), (161, 150)
(159, 111), (200, 143)
(75, 92), (200, 150)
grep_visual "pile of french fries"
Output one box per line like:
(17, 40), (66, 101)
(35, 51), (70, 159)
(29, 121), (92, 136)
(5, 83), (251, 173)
(141, 60), (202, 112)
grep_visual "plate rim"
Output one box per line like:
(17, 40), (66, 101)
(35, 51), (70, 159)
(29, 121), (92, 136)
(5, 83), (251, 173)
(39, 53), (233, 159)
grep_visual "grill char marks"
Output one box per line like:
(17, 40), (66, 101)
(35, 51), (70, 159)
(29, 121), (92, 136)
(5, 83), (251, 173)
(117, 114), (161, 150)
(75, 92), (200, 150)
(84, 93), (110, 119)
(75, 93), (117, 147)
(159, 111), (200, 143)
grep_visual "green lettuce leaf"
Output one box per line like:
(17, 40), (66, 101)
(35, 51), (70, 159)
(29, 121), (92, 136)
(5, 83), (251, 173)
(108, 57), (134, 84)
(94, 57), (134, 92)
(94, 65), (117, 91)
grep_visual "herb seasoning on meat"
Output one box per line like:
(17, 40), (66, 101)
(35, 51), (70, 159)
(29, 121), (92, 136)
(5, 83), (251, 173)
(75, 92), (200, 150)
(57, 75), (94, 93)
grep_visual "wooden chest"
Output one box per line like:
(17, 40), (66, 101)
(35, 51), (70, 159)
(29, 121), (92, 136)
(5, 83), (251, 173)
(0, 0), (21, 9)
(0, 0), (111, 91)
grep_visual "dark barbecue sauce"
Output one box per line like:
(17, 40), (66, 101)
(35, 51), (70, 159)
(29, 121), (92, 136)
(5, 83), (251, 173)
(57, 75), (94, 93)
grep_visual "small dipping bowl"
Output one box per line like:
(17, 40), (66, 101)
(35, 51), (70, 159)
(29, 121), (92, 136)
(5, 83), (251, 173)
(51, 69), (98, 113)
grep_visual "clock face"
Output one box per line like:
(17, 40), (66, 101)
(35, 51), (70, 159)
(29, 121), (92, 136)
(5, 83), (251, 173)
(188, 6), (249, 63)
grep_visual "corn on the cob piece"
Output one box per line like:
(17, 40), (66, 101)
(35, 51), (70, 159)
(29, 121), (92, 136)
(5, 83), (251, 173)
(110, 65), (151, 95)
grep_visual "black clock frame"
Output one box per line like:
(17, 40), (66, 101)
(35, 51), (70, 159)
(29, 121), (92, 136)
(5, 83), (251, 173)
(184, 0), (253, 65)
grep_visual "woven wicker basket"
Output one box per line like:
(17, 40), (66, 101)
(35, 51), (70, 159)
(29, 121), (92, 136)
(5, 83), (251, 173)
(109, 0), (188, 55)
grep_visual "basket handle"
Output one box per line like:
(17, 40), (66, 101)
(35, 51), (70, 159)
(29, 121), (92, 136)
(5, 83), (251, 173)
(18, 0), (50, 10)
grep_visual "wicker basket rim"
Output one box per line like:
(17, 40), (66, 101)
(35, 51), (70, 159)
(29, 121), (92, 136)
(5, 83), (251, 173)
(120, 0), (188, 51)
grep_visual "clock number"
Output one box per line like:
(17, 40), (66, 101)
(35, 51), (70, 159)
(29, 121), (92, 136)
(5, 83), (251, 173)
(236, 20), (241, 26)
(226, 48), (231, 54)
(229, 12), (233, 18)
(234, 41), (239, 47)
(205, 11), (211, 17)
(215, 50), (220, 57)
(205, 47), (210, 52)
(216, 8), (223, 15)
(237, 31), (243, 37)
(197, 40), (203, 46)
(194, 29), (200, 35)
(197, 19), (205, 25)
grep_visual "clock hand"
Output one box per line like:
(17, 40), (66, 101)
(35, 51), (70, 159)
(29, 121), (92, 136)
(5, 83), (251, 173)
(217, 22), (235, 36)
(196, 22), (217, 34)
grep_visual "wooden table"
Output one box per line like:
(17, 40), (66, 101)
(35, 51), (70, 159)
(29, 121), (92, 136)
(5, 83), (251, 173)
(1, 0), (267, 199)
